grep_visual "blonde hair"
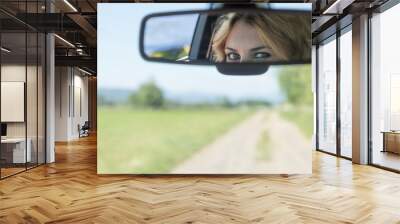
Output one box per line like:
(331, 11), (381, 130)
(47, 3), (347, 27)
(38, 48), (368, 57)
(210, 12), (310, 62)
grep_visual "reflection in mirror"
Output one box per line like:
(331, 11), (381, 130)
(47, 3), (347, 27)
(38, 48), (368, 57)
(144, 14), (199, 61)
(141, 10), (311, 65)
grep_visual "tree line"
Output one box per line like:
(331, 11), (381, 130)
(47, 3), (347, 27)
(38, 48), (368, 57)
(277, 65), (312, 106)
(99, 64), (311, 108)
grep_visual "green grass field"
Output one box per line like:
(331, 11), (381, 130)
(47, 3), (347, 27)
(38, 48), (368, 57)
(98, 106), (253, 173)
(279, 105), (313, 138)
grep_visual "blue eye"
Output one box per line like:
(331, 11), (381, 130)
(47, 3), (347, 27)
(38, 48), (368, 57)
(254, 52), (271, 59)
(226, 52), (241, 61)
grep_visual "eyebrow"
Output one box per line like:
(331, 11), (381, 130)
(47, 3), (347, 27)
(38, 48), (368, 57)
(250, 46), (268, 52)
(225, 47), (237, 52)
(225, 46), (270, 52)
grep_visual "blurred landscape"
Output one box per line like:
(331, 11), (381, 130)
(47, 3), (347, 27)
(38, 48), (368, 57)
(98, 65), (312, 174)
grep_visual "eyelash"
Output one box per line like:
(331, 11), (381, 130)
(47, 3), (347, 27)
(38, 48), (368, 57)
(254, 52), (271, 59)
(225, 52), (271, 61)
(226, 52), (240, 61)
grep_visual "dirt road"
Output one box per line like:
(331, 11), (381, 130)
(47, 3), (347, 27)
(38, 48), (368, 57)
(171, 110), (311, 174)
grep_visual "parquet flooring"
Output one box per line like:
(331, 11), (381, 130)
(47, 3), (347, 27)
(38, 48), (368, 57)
(1, 134), (400, 223)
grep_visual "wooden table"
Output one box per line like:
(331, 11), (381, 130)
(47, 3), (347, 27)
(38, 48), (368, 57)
(1, 138), (31, 164)
(381, 131), (400, 154)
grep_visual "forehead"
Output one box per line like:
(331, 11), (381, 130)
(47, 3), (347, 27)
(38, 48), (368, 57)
(225, 21), (264, 49)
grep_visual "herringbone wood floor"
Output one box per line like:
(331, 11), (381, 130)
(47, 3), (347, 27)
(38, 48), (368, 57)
(1, 134), (400, 223)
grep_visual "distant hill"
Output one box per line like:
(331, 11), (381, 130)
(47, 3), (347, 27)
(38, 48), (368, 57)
(99, 88), (229, 105)
(99, 88), (273, 106)
(99, 88), (131, 104)
(164, 91), (227, 105)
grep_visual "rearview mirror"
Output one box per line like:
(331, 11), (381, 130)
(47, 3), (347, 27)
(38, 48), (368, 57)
(139, 8), (311, 75)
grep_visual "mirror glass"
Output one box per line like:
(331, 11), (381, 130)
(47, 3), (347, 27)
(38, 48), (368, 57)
(141, 9), (311, 65)
(144, 14), (198, 61)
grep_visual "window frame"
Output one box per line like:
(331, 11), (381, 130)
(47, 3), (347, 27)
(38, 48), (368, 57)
(0, 0), (48, 180)
(315, 22), (353, 160)
(367, 0), (400, 173)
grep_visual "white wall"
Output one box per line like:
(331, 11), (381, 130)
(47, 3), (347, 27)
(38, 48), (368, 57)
(1, 63), (47, 164)
(1, 65), (39, 137)
(71, 73), (89, 138)
(55, 66), (70, 141)
(55, 67), (89, 141)
(1, 82), (25, 122)
(1, 66), (26, 138)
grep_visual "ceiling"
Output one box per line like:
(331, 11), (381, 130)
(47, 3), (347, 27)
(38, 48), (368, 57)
(0, 0), (393, 75)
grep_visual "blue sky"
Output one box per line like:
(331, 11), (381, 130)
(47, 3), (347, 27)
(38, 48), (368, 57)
(97, 3), (311, 104)
(144, 13), (199, 54)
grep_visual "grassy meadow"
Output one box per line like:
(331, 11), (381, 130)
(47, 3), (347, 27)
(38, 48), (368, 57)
(97, 64), (313, 174)
(98, 106), (254, 173)
(280, 105), (313, 138)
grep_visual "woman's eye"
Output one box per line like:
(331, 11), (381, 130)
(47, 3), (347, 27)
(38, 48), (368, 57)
(226, 52), (241, 61)
(254, 52), (271, 59)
